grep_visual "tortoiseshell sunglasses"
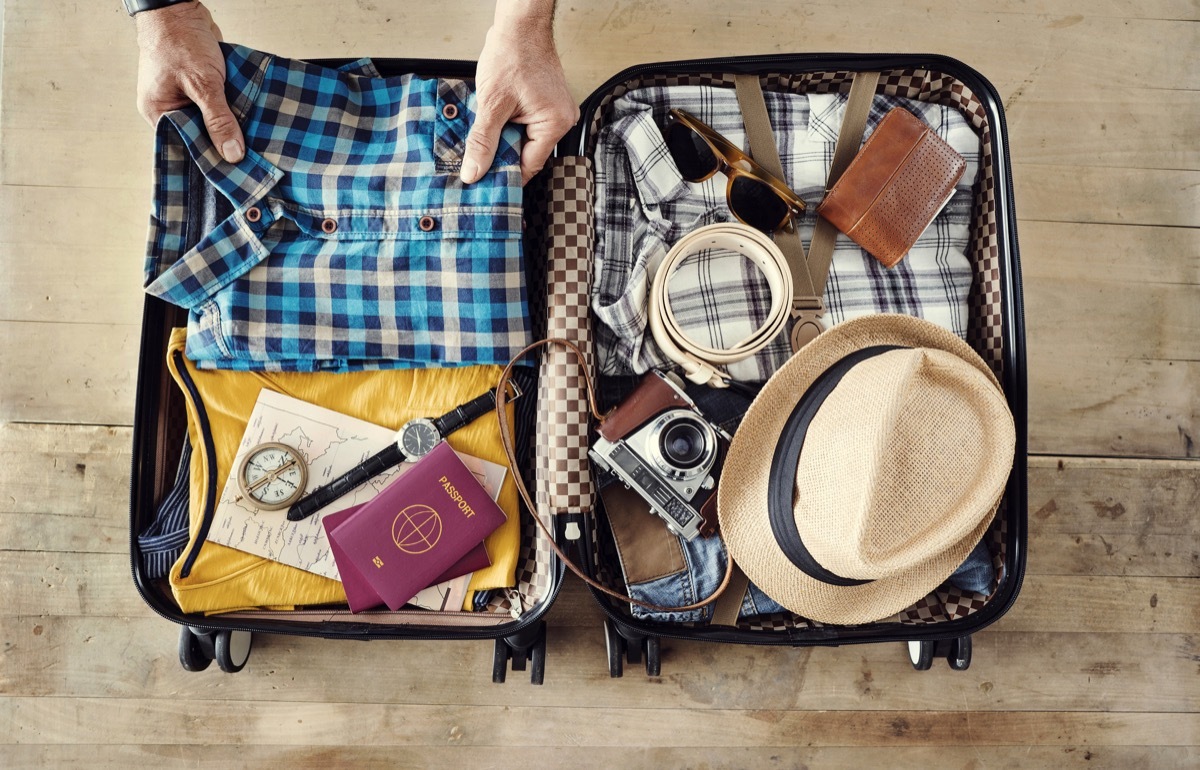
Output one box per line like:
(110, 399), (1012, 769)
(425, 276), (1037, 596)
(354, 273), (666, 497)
(665, 108), (807, 233)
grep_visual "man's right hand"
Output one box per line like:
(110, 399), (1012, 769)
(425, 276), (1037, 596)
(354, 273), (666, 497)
(135, 1), (245, 162)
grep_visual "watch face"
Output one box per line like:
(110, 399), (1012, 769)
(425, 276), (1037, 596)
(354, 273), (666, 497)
(400, 420), (441, 458)
(238, 442), (308, 511)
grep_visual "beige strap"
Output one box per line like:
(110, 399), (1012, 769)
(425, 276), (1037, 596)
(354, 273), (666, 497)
(734, 75), (816, 299)
(734, 71), (881, 349)
(495, 338), (733, 614)
(807, 70), (881, 291)
(648, 223), (793, 388)
(710, 561), (751, 627)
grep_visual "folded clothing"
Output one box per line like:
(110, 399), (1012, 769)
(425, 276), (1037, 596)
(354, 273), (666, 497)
(144, 46), (531, 372)
(161, 328), (522, 614)
(592, 85), (981, 383)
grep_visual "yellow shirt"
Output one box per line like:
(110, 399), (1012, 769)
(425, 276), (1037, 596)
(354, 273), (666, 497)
(165, 328), (520, 614)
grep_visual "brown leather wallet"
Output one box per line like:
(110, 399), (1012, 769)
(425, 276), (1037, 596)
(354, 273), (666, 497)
(816, 107), (966, 268)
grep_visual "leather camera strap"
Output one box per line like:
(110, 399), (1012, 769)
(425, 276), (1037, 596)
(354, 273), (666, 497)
(495, 338), (733, 614)
(734, 71), (881, 349)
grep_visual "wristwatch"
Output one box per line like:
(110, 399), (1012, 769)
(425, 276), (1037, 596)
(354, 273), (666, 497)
(286, 382), (523, 521)
(123, 0), (195, 17)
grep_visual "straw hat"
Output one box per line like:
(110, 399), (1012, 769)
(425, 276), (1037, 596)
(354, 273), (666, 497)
(717, 314), (1015, 625)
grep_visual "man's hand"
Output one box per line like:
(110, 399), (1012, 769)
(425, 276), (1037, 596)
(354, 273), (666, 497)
(135, 1), (245, 162)
(462, 0), (578, 186)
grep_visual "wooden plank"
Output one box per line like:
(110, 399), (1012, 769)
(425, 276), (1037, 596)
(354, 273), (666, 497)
(1013, 165), (1200, 228)
(1027, 456), (1200, 578)
(6, 316), (1196, 456)
(8, 92), (1199, 192)
(0, 424), (133, 518)
(3, 696), (1197, 746)
(2, 615), (1196, 713)
(5, 745), (1198, 770)
(4, 2), (1197, 106)
(0, 320), (139, 426)
(3, 544), (1196, 634)
(4, 420), (1197, 577)
(1027, 356), (1199, 461)
(1019, 221), (1200, 287)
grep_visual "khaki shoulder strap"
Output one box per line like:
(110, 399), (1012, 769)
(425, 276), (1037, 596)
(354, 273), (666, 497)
(734, 71), (881, 347)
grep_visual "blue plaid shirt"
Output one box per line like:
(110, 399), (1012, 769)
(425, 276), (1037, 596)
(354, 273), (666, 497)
(144, 45), (532, 371)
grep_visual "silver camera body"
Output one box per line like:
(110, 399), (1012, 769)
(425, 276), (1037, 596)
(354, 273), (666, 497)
(589, 371), (729, 541)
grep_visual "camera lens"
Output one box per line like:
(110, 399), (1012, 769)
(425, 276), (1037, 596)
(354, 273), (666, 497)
(659, 420), (707, 470)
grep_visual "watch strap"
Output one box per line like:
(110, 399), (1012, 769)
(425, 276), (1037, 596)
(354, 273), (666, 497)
(432, 388), (499, 437)
(124, 0), (195, 16)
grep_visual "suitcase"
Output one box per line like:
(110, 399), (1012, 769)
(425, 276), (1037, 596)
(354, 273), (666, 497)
(129, 56), (566, 685)
(556, 54), (1026, 677)
(130, 51), (1024, 682)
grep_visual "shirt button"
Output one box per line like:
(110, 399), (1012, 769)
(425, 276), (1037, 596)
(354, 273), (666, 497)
(245, 206), (262, 223)
(418, 216), (437, 232)
(321, 218), (338, 234)
(441, 103), (459, 120)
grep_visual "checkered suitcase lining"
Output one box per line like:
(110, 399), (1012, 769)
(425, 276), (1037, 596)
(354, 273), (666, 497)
(485, 157), (597, 616)
(581, 68), (1013, 632)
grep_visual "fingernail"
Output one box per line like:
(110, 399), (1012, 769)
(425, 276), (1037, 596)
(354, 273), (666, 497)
(222, 140), (244, 163)
(460, 160), (480, 184)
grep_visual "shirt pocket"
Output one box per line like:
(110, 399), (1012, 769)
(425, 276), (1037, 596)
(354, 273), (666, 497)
(432, 78), (522, 174)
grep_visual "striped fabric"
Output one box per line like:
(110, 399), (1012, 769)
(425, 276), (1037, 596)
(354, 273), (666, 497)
(144, 45), (531, 371)
(137, 440), (192, 579)
(592, 85), (981, 383)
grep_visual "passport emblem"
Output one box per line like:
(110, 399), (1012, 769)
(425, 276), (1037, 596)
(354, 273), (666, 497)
(392, 504), (442, 554)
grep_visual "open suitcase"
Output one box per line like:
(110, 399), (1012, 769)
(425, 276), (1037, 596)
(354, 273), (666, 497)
(560, 54), (1026, 677)
(130, 51), (1024, 683)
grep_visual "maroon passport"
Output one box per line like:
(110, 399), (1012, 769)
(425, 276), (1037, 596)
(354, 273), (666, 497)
(324, 504), (491, 613)
(325, 441), (507, 611)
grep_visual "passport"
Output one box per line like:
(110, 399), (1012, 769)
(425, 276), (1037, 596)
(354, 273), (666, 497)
(325, 441), (507, 612)
(324, 504), (491, 613)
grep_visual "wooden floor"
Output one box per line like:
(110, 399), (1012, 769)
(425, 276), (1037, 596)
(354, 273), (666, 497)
(2, 1), (1197, 767)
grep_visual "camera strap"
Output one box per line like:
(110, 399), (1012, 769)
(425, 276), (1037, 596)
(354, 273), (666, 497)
(494, 337), (734, 614)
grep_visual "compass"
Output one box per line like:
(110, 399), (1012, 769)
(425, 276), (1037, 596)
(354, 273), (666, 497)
(237, 442), (309, 511)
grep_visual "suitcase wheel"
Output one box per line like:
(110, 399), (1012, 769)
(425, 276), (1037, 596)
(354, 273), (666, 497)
(603, 619), (624, 678)
(492, 621), (547, 685)
(907, 635), (972, 671)
(644, 635), (661, 677)
(214, 630), (253, 673)
(604, 619), (662, 678)
(947, 635), (972, 671)
(178, 626), (213, 672)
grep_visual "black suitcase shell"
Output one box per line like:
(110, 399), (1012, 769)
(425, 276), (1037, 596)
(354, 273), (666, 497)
(561, 54), (1026, 676)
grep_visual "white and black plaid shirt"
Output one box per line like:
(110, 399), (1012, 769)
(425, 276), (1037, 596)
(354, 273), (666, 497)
(592, 85), (981, 382)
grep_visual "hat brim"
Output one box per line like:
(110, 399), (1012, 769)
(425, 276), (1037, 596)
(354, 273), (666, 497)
(717, 314), (1008, 625)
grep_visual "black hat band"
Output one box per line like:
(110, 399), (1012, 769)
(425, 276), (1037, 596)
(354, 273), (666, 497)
(766, 345), (903, 588)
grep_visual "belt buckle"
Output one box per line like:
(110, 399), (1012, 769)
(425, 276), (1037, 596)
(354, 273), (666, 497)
(789, 297), (826, 352)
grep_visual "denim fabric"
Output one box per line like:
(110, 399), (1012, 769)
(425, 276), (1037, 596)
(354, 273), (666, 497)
(144, 46), (531, 371)
(947, 538), (994, 594)
(622, 526), (787, 623)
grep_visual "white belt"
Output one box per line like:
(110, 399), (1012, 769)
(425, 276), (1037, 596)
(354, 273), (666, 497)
(648, 223), (793, 388)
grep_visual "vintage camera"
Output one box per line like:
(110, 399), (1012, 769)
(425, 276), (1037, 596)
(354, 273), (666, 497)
(590, 370), (731, 540)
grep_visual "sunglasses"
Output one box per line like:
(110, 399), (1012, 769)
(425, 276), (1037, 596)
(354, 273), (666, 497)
(665, 109), (807, 233)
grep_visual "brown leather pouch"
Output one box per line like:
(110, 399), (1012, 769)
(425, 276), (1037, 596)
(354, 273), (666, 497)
(816, 107), (966, 268)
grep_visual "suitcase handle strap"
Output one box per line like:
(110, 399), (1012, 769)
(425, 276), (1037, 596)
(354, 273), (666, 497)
(495, 338), (735, 614)
(734, 71), (881, 350)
